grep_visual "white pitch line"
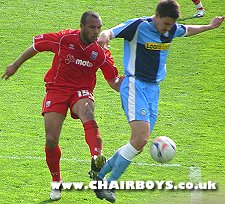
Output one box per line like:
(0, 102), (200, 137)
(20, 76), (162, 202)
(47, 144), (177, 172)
(0, 155), (89, 162)
(189, 166), (202, 204)
(132, 161), (181, 167)
(0, 155), (181, 167)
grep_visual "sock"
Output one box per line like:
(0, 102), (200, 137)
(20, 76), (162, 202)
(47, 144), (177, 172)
(108, 143), (139, 183)
(98, 151), (119, 179)
(45, 145), (61, 181)
(192, 0), (204, 9)
(83, 120), (102, 157)
(108, 153), (131, 183)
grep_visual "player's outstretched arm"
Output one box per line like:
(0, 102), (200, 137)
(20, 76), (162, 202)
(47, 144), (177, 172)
(2, 46), (38, 80)
(185, 16), (224, 37)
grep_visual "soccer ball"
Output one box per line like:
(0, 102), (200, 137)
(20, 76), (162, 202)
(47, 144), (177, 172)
(150, 136), (176, 163)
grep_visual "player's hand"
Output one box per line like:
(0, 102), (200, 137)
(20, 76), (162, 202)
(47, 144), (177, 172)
(1, 63), (19, 80)
(210, 16), (224, 29)
(98, 30), (111, 48)
(98, 38), (110, 48)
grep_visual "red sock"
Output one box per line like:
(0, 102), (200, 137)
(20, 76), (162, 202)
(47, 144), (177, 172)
(83, 120), (102, 157)
(192, 0), (204, 10)
(192, 0), (201, 5)
(45, 145), (62, 181)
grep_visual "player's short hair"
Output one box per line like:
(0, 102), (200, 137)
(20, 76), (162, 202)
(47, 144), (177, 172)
(156, 0), (180, 19)
(80, 11), (101, 25)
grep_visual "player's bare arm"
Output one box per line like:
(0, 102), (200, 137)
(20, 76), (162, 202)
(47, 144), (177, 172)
(185, 16), (224, 37)
(2, 46), (38, 80)
(107, 76), (124, 92)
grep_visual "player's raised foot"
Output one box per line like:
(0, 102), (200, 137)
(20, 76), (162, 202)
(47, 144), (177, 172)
(95, 155), (106, 169)
(193, 9), (205, 18)
(50, 181), (63, 201)
(89, 155), (106, 180)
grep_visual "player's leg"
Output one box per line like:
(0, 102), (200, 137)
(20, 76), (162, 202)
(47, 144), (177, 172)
(106, 83), (160, 184)
(44, 112), (65, 180)
(42, 89), (69, 200)
(72, 97), (102, 155)
(71, 96), (106, 178)
(108, 120), (149, 182)
(44, 112), (65, 200)
(95, 121), (148, 203)
(192, 0), (205, 17)
(95, 77), (150, 202)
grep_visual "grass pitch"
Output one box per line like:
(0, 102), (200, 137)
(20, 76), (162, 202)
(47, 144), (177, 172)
(0, 0), (224, 203)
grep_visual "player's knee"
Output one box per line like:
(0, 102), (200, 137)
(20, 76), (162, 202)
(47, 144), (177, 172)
(80, 102), (95, 121)
(140, 128), (150, 144)
(45, 134), (59, 148)
(140, 136), (149, 147)
(72, 99), (95, 122)
(85, 106), (94, 118)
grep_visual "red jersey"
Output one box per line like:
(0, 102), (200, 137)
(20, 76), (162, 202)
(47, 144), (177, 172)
(33, 29), (118, 90)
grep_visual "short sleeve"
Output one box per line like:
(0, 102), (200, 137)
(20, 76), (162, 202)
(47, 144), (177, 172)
(174, 24), (187, 37)
(33, 31), (61, 53)
(111, 18), (143, 41)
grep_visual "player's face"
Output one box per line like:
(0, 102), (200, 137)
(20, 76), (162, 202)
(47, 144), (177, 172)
(80, 16), (102, 44)
(154, 14), (177, 34)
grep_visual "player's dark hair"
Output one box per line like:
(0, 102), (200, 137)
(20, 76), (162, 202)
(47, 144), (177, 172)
(156, 0), (180, 19)
(80, 11), (100, 25)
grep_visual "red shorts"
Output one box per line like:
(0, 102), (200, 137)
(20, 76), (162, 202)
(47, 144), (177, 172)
(42, 87), (94, 119)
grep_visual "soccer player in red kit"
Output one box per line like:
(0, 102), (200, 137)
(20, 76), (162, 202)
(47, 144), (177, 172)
(2, 11), (122, 201)
(192, 0), (205, 17)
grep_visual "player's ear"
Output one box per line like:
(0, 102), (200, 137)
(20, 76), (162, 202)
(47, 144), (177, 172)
(80, 23), (84, 30)
(155, 12), (160, 19)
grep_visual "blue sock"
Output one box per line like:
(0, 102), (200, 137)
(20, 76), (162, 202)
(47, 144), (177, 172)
(98, 151), (119, 179)
(108, 153), (131, 183)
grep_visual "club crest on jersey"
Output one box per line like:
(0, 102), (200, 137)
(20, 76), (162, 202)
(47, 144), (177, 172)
(140, 109), (147, 116)
(145, 42), (170, 50)
(35, 34), (44, 39)
(45, 100), (51, 107)
(90, 51), (98, 60)
(69, 44), (75, 49)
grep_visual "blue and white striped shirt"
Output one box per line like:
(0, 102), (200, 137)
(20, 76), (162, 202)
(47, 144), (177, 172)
(110, 17), (187, 83)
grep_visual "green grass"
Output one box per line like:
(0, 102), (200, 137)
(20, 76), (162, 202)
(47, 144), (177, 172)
(0, 0), (225, 203)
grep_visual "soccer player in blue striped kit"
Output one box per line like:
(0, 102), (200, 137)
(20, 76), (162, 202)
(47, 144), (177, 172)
(94, 0), (224, 202)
